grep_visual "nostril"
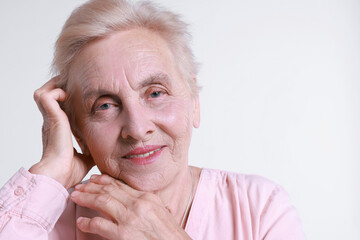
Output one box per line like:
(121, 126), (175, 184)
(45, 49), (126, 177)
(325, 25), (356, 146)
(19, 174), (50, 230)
(121, 121), (154, 140)
(120, 125), (154, 141)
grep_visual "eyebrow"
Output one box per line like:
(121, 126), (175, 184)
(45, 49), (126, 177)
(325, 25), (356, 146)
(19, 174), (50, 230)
(140, 72), (171, 88)
(82, 89), (113, 101)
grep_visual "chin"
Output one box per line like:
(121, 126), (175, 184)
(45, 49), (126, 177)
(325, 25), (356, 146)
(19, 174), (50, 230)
(123, 173), (170, 192)
(96, 153), (180, 192)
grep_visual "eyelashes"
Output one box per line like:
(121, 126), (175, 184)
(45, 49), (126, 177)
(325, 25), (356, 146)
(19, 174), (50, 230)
(91, 86), (169, 114)
(98, 103), (112, 110)
(148, 89), (168, 99)
(90, 95), (119, 114)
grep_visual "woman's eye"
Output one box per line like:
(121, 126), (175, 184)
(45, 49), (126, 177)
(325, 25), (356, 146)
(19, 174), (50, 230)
(99, 103), (111, 110)
(150, 91), (165, 98)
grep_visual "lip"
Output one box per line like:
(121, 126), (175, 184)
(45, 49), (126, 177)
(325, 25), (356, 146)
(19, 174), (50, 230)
(123, 145), (165, 165)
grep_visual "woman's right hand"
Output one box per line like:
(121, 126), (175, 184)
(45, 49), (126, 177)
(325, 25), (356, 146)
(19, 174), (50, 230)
(29, 77), (94, 189)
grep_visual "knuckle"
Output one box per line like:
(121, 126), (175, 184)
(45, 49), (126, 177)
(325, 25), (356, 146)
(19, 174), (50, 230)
(133, 198), (152, 214)
(114, 183), (128, 193)
(92, 174), (105, 183)
(98, 174), (114, 184)
(103, 184), (116, 193)
(80, 183), (91, 192)
(37, 92), (49, 103)
(33, 89), (41, 101)
(114, 206), (124, 222)
(125, 216), (137, 228)
(95, 193), (111, 205)
(140, 192), (157, 202)
(89, 217), (102, 229)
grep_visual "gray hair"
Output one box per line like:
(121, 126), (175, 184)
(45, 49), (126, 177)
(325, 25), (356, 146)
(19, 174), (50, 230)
(52, 0), (199, 99)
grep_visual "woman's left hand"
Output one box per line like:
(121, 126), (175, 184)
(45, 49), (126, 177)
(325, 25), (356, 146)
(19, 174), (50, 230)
(71, 174), (191, 240)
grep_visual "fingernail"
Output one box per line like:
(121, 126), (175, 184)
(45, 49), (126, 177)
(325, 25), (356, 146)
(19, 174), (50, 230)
(74, 184), (81, 190)
(71, 191), (80, 197)
(90, 174), (100, 180)
(77, 217), (84, 226)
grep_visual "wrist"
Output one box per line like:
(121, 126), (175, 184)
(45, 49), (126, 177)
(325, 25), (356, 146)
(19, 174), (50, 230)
(29, 162), (72, 189)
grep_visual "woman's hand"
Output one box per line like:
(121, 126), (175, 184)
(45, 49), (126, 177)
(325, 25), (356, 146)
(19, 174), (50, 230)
(29, 77), (94, 189)
(71, 174), (192, 240)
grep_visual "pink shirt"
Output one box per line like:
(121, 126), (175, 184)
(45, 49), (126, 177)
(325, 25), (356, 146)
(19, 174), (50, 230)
(0, 168), (306, 239)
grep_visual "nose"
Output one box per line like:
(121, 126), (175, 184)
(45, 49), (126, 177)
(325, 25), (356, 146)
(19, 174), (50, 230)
(120, 102), (155, 142)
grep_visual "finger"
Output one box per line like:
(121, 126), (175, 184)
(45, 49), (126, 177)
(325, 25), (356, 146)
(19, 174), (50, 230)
(74, 182), (107, 194)
(71, 190), (127, 221)
(90, 174), (119, 185)
(90, 174), (141, 197)
(77, 216), (118, 240)
(75, 181), (137, 204)
(33, 77), (59, 102)
(35, 77), (58, 92)
(36, 88), (68, 119)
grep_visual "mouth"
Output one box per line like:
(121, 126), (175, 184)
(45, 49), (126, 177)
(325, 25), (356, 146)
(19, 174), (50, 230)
(123, 145), (165, 165)
(124, 147), (163, 159)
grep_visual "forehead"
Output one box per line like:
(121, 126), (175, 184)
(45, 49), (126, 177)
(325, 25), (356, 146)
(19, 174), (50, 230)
(69, 28), (181, 92)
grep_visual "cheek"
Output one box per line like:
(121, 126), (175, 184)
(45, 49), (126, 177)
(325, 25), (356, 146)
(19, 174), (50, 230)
(82, 122), (120, 157)
(154, 99), (193, 139)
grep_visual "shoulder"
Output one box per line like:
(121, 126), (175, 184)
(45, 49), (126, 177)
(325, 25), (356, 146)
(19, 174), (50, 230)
(192, 168), (305, 239)
(200, 168), (284, 204)
(198, 168), (296, 227)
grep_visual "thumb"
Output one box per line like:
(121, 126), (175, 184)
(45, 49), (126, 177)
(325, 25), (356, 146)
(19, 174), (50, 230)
(74, 148), (95, 170)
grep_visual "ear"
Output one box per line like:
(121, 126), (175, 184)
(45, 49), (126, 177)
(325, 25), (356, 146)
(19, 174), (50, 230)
(192, 77), (200, 128)
(71, 127), (90, 156)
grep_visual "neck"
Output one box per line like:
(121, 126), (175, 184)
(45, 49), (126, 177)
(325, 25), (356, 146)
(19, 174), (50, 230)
(153, 166), (199, 227)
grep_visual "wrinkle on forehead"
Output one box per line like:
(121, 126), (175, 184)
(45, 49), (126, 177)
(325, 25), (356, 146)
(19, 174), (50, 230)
(69, 28), (185, 104)
(72, 55), (124, 101)
(69, 46), (103, 94)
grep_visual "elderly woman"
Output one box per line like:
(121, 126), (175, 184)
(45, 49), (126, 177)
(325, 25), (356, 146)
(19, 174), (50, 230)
(0, 0), (305, 239)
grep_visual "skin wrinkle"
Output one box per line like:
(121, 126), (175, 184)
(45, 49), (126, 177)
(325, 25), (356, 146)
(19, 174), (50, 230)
(72, 58), (104, 122)
(68, 28), (199, 225)
(74, 56), (98, 95)
(78, 45), (180, 116)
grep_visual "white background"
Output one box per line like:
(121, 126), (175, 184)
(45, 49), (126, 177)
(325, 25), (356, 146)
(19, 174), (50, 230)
(0, 0), (359, 239)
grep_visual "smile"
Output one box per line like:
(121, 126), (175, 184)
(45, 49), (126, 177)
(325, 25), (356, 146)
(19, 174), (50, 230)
(124, 147), (162, 159)
(123, 145), (165, 165)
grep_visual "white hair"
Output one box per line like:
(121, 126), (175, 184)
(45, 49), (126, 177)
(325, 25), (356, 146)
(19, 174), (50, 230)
(52, 0), (199, 99)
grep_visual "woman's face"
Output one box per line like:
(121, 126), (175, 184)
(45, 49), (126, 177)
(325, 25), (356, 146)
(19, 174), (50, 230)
(69, 29), (199, 191)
